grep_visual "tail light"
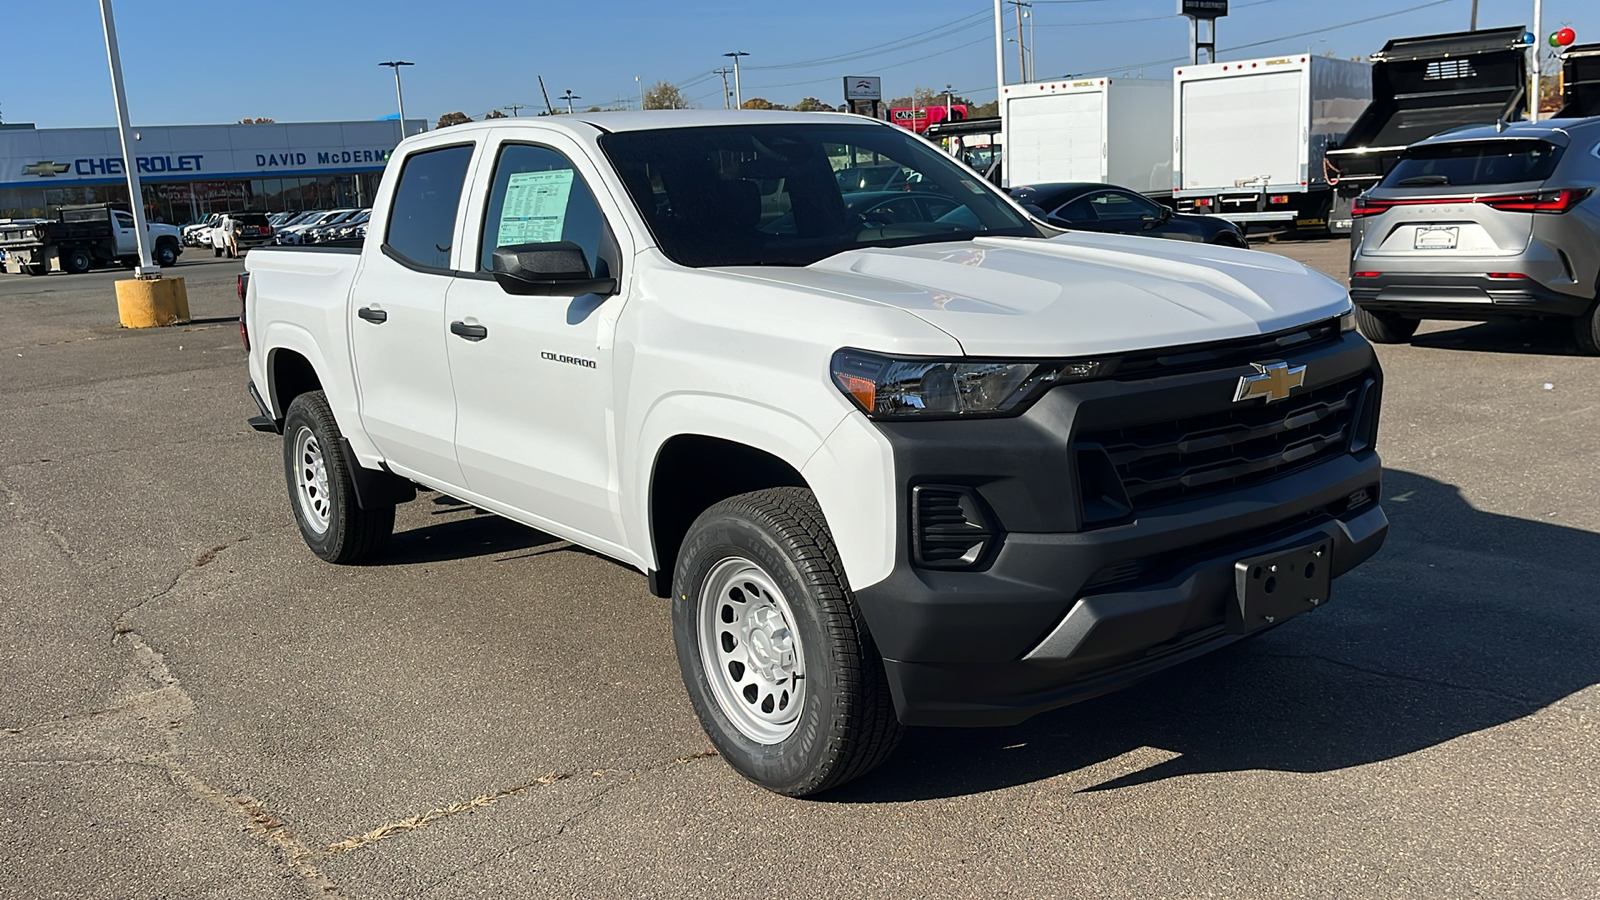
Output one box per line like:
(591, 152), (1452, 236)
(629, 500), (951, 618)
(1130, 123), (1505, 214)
(1354, 188), (1590, 218)
(1486, 272), (1529, 279)
(1480, 189), (1591, 213)
(237, 272), (250, 351)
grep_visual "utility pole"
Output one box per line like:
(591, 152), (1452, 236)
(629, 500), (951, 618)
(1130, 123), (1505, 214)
(1007, 1), (1032, 82)
(715, 67), (733, 109)
(724, 51), (749, 108)
(537, 76), (555, 115)
(501, 103), (527, 117)
(378, 60), (414, 139)
(1470, 0), (1479, 30)
(1531, 0), (1542, 122)
(560, 90), (580, 115)
(97, 0), (156, 278)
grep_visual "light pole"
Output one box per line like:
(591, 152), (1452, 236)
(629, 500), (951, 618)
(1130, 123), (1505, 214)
(378, 61), (414, 139)
(1530, 0), (1542, 122)
(724, 51), (750, 108)
(945, 84), (955, 124)
(1025, 9), (1035, 81)
(97, 0), (156, 279)
(561, 90), (581, 115)
(636, 76), (644, 109)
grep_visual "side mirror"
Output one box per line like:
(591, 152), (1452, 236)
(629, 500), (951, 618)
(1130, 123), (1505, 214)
(491, 241), (617, 297)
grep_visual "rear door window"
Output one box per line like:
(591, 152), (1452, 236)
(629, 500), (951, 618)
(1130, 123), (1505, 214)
(385, 144), (474, 269)
(1384, 140), (1563, 188)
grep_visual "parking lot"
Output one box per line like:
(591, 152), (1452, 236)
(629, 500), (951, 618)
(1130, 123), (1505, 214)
(1, 243), (1597, 897)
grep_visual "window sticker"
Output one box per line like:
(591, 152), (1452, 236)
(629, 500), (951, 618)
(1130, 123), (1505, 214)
(497, 169), (575, 246)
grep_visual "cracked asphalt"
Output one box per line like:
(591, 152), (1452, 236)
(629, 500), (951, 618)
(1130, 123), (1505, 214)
(1, 242), (1596, 898)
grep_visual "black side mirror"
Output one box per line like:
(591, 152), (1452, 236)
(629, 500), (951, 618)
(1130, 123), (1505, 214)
(491, 241), (617, 296)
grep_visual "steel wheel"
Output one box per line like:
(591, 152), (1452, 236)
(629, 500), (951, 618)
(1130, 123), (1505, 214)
(697, 557), (807, 744)
(291, 425), (332, 535)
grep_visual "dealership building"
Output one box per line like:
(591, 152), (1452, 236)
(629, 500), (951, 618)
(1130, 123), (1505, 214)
(0, 118), (423, 225)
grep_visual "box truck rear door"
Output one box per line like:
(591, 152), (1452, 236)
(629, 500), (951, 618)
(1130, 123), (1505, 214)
(1009, 91), (1103, 186)
(1182, 71), (1301, 191)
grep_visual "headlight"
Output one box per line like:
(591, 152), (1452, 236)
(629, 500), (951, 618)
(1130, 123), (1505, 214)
(831, 349), (1110, 419)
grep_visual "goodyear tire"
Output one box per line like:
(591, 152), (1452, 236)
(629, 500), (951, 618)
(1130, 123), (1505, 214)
(281, 391), (394, 564)
(672, 487), (903, 796)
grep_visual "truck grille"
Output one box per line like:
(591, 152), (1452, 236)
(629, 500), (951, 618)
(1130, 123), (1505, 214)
(1079, 374), (1373, 513)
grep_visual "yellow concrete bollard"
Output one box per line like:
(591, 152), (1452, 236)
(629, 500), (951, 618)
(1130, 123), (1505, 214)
(115, 277), (190, 328)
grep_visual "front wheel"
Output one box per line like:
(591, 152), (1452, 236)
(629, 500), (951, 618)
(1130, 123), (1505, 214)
(672, 487), (903, 796)
(281, 391), (394, 564)
(155, 241), (179, 267)
(1354, 307), (1420, 344)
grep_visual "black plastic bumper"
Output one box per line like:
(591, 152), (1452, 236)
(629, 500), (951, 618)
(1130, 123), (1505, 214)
(852, 330), (1388, 727)
(1351, 273), (1591, 320)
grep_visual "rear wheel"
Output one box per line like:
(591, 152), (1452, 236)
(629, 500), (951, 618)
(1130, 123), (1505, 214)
(62, 247), (92, 274)
(672, 487), (903, 797)
(281, 391), (394, 564)
(1573, 301), (1600, 356)
(1354, 307), (1419, 344)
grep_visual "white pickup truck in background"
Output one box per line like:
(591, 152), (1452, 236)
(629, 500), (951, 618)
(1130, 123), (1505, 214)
(241, 111), (1388, 796)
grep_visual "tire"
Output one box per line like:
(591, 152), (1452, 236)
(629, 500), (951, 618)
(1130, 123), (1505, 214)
(155, 241), (179, 267)
(212, 247), (222, 258)
(23, 263), (45, 276)
(281, 391), (394, 564)
(1573, 301), (1600, 356)
(1354, 307), (1419, 344)
(62, 247), (92, 275)
(672, 487), (903, 797)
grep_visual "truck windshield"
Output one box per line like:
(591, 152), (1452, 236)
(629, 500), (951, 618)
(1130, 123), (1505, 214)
(599, 123), (1035, 267)
(1383, 139), (1563, 188)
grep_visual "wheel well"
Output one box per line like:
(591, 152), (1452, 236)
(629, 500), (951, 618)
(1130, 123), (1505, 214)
(647, 435), (808, 598)
(269, 350), (322, 420)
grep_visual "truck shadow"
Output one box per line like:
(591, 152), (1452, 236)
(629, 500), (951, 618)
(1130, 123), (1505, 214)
(383, 499), (562, 565)
(1409, 319), (1580, 356)
(829, 468), (1600, 802)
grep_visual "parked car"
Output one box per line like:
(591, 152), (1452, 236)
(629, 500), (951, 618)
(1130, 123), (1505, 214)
(1348, 118), (1600, 352)
(303, 209), (370, 245)
(277, 209), (358, 245)
(1010, 183), (1248, 247)
(242, 111), (1386, 797)
(762, 192), (971, 235)
(183, 213), (221, 247)
(0, 204), (182, 274)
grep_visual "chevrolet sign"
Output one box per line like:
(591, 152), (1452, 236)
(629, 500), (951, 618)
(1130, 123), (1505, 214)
(23, 161), (71, 177)
(1234, 361), (1306, 404)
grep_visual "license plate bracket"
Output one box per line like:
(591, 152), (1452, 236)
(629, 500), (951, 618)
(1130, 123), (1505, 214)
(1413, 225), (1459, 250)
(1229, 538), (1333, 635)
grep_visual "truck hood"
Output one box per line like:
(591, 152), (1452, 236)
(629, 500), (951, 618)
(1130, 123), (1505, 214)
(718, 234), (1350, 357)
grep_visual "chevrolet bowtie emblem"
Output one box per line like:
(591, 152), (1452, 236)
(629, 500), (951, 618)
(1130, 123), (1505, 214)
(23, 161), (71, 177)
(1234, 361), (1306, 404)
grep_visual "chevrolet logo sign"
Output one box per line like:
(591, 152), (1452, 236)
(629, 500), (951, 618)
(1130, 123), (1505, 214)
(1234, 361), (1306, 404)
(23, 161), (71, 177)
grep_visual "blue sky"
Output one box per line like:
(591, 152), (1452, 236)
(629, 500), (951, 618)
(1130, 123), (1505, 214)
(5, 0), (1595, 128)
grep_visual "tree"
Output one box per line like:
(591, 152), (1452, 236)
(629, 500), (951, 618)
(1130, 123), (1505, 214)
(741, 97), (776, 110)
(793, 97), (836, 112)
(643, 81), (689, 110)
(482, 109), (509, 120)
(587, 106), (602, 113)
(237, 117), (276, 124)
(436, 111), (472, 128)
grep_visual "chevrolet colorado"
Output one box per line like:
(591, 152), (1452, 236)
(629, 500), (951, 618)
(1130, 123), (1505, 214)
(242, 111), (1387, 795)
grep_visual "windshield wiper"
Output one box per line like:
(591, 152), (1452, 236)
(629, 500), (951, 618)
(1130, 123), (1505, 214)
(1396, 175), (1451, 186)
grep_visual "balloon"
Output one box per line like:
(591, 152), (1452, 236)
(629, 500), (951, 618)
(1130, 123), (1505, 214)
(1522, 31), (1536, 46)
(1557, 27), (1576, 47)
(1550, 31), (1562, 48)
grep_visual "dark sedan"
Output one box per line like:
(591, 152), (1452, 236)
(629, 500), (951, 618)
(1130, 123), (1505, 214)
(1010, 183), (1247, 248)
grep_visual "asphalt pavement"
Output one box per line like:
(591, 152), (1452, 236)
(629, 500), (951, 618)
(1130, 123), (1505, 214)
(1, 245), (1596, 898)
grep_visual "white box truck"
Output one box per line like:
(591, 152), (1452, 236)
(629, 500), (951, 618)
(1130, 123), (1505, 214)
(1002, 77), (1172, 194)
(1173, 54), (1371, 229)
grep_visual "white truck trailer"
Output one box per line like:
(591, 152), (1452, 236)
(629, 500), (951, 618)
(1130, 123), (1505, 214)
(1173, 54), (1372, 229)
(1001, 77), (1172, 194)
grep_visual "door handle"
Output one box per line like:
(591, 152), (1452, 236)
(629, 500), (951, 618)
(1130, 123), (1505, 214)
(357, 306), (388, 323)
(450, 321), (488, 341)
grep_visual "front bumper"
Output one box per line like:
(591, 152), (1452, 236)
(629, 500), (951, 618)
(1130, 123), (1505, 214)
(852, 329), (1388, 727)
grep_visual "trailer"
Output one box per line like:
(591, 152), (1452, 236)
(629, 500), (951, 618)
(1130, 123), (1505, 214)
(1000, 77), (1172, 194)
(1173, 54), (1371, 229)
(1556, 43), (1600, 118)
(1324, 27), (1529, 234)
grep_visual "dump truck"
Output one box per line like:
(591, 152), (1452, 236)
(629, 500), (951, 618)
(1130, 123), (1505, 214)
(1324, 27), (1530, 234)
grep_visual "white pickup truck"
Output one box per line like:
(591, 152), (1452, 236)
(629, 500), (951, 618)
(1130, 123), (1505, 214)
(242, 111), (1388, 796)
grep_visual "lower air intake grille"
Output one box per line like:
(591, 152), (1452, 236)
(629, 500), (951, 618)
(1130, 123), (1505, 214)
(912, 485), (995, 569)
